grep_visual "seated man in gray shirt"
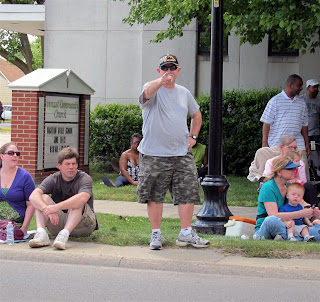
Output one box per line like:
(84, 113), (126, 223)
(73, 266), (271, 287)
(29, 147), (97, 250)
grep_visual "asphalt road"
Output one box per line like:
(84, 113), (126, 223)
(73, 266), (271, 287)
(1, 259), (319, 301)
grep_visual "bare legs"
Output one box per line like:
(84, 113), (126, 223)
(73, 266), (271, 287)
(147, 201), (194, 229)
(34, 194), (83, 233)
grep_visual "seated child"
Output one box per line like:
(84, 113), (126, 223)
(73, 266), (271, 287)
(286, 150), (305, 185)
(279, 183), (316, 242)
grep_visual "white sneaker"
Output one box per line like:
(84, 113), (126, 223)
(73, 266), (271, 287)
(273, 234), (284, 241)
(176, 229), (210, 248)
(304, 235), (316, 242)
(29, 231), (50, 248)
(53, 231), (69, 250)
(288, 236), (297, 242)
(150, 232), (164, 250)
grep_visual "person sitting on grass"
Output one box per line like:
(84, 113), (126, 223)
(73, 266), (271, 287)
(279, 183), (316, 242)
(102, 133), (141, 187)
(191, 140), (208, 180)
(263, 134), (318, 207)
(254, 155), (320, 240)
(29, 147), (98, 250)
(0, 142), (35, 237)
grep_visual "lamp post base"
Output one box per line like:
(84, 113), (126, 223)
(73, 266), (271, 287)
(192, 175), (233, 235)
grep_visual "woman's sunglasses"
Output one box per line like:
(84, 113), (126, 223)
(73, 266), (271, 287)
(4, 151), (21, 156)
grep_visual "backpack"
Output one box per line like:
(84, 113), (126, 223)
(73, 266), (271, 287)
(0, 219), (24, 241)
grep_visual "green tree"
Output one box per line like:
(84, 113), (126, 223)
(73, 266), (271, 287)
(0, 0), (43, 73)
(117, 0), (320, 53)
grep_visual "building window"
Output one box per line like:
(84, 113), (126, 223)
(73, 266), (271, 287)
(198, 24), (228, 56)
(268, 34), (299, 57)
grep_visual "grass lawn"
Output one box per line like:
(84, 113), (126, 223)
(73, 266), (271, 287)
(0, 127), (11, 133)
(28, 213), (320, 258)
(91, 172), (259, 207)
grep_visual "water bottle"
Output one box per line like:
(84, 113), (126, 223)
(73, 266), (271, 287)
(6, 222), (14, 245)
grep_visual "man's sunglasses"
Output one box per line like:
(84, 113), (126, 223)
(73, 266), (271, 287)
(4, 151), (21, 156)
(131, 140), (140, 145)
(160, 65), (178, 71)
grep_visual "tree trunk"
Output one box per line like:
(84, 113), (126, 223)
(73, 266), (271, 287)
(19, 33), (34, 73)
(0, 49), (29, 74)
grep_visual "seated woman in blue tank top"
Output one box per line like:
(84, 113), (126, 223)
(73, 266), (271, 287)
(102, 133), (141, 187)
(0, 142), (35, 236)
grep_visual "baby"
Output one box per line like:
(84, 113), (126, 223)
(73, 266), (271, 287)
(279, 183), (316, 242)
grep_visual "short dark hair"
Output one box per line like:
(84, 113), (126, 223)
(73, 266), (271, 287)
(286, 74), (302, 86)
(57, 147), (79, 164)
(130, 133), (142, 142)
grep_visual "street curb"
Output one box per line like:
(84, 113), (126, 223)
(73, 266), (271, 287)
(2, 243), (320, 278)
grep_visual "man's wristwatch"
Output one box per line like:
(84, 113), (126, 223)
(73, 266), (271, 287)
(189, 135), (197, 140)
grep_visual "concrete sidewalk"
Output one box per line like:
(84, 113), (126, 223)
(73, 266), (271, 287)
(94, 200), (257, 220)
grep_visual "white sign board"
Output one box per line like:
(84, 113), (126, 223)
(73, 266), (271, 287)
(44, 95), (79, 169)
(45, 95), (79, 123)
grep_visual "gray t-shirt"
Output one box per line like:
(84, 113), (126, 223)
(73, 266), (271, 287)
(301, 93), (320, 136)
(138, 83), (200, 156)
(38, 170), (94, 212)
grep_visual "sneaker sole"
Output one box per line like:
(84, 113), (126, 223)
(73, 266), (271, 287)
(150, 244), (162, 250)
(53, 241), (67, 250)
(29, 241), (50, 248)
(176, 240), (210, 248)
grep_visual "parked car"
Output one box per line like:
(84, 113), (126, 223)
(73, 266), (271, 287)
(1, 105), (12, 120)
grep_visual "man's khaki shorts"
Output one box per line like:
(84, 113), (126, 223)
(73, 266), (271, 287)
(46, 203), (97, 237)
(137, 151), (201, 205)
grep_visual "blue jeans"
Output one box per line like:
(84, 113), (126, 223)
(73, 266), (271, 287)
(255, 215), (320, 240)
(114, 175), (131, 187)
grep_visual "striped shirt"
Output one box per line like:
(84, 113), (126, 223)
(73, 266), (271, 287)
(260, 90), (308, 150)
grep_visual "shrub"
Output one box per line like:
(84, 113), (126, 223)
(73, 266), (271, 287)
(90, 103), (143, 168)
(90, 88), (281, 175)
(196, 88), (281, 175)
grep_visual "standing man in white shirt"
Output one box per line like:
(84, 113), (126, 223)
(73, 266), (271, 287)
(260, 74), (310, 177)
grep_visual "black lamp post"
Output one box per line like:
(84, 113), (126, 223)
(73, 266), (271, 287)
(192, 0), (233, 234)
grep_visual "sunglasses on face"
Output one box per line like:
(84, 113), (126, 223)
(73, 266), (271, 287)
(131, 140), (140, 145)
(160, 65), (178, 71)
(4, 151), (21, 156)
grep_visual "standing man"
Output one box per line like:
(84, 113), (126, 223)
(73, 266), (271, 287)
(301, 79), (320, 143)
(137, 54), (209, 250)
(29, 147), (98, 250)
(260, 74), (310, 175)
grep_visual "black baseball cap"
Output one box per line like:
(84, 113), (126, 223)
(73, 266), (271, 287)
(159, 54), (179, 67)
